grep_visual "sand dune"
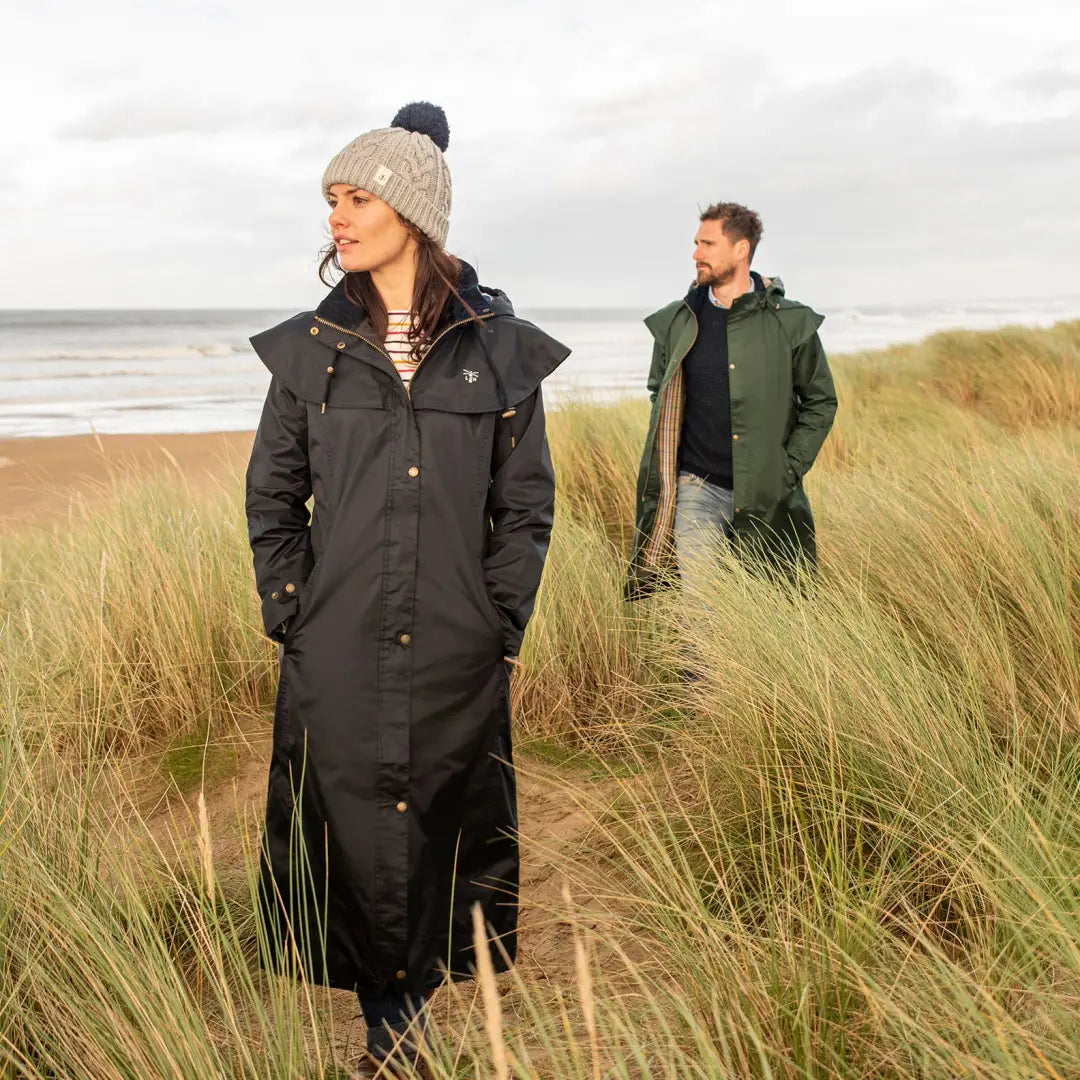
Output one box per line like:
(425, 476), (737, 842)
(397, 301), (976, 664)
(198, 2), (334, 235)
(0, 431), (255, 529)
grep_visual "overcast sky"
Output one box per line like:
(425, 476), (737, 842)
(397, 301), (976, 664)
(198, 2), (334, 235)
(3, 0), (1079, 310)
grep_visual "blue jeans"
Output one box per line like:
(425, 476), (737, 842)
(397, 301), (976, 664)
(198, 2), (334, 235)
(359, 992), (429, 1060)
(673, 471), (735, 584)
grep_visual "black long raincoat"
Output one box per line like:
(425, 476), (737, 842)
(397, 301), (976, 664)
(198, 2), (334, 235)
(245, 264), (569, 997)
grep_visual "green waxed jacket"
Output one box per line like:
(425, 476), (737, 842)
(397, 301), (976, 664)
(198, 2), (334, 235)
(626, 275), (837, 598)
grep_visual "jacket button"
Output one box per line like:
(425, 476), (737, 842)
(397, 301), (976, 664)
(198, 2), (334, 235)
(395, 802), (408, 814)
(285, 583), (296, 594)
(399, 633), (411, 646)
(271, 591), (279, 599)
(408, 466), (419, 478)
(336, 342), (346, 349)
(326, 365), (334, 374)
(396, 969), (407, 980)
(309, 326), (319, 336)
(729, 363), (735, 369)
(732, 434), (739, 441)
(735, 507), (741, 513)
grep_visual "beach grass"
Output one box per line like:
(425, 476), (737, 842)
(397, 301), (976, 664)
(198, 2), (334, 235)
(1, 319), (1079, 1077)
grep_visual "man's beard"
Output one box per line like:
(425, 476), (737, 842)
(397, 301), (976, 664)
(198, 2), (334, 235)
(697, 261), (737, 288)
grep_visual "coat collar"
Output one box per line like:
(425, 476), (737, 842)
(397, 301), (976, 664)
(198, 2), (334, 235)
(684, 270), (774, 313)
(645, 272), (785, 342)
(315, 259), (505, 330)
(250, 261), (567, 413)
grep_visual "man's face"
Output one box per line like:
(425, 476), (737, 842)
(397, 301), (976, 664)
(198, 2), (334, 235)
(693, 219), (748, 287)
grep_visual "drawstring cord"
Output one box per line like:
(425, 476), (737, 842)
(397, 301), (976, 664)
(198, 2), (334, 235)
(321, 363), (335, 413)
(321, 341), (348, 413)
(472, 322), (516, 419)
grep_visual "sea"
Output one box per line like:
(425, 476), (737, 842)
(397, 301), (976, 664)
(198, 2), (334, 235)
(2, 297), (1079, 439)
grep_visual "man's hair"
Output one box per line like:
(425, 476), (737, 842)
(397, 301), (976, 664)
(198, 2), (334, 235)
(700, 202), (764, 263)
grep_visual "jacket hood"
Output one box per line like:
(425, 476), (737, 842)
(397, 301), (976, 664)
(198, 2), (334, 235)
(315, 259), (515, 329)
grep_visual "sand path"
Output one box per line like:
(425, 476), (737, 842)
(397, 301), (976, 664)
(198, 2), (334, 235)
(141, 728), (620, 1069)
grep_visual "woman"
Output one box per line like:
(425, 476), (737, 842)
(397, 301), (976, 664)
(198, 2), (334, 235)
(245, 102), (569, 1073)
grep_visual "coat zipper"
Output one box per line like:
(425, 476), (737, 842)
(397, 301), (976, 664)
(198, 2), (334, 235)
(313, 312), (495, 402)
(314, 315), (390, 358)
(406, 312), (494, 399)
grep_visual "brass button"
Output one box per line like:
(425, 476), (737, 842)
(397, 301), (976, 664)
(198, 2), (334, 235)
(732, 434), (739, 441)
(399, 633), (411, 646)
(396, 969), (407, 980)
(729, 363), (735, 369)
(284, 583), (296, 594)
(407, 466), (419, 478)
(309, 326), (319, 335)
(326, 365), (334, 374)
(395, 802), (408, 814)
(735, 507), (741, 513)
(271, 591), (279, 599)
(336, 341), (346, 350)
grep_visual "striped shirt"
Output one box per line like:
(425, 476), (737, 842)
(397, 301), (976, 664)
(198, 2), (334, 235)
(385, 311), (427, 389)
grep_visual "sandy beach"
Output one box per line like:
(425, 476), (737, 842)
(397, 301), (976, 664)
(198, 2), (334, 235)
(0, 431), (255, 529)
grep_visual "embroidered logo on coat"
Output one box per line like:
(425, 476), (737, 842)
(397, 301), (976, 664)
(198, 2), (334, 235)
(463, 369), (479, 383)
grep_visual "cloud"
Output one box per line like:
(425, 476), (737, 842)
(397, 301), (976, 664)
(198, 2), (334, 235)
(1006, 67), (1080, 98)
(29, 59), (1080, 308)
(4, 0), (1080, 308)
(59, 98), (259, 141)
(457, 63), (1080, 307)
(57, 91), (409, 142)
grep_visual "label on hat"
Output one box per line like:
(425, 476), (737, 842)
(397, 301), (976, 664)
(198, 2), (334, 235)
(373, 165), (393, 188)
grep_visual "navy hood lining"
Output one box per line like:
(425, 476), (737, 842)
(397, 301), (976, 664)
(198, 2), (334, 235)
(315, 259), (502, 330)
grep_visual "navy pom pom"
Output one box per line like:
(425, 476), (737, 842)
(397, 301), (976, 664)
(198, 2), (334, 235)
(390, 101), (450, 153)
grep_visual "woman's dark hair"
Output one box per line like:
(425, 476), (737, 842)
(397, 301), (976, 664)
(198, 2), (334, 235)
(318, 219), (479, 358)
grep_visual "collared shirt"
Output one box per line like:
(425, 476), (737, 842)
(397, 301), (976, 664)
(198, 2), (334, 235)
(707, 273), (760, 308)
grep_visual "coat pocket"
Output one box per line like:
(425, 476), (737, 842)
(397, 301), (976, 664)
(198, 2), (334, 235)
(284, 562), (322, 643)
(474, 559), (508, 641)
(782, 453), (799, 493)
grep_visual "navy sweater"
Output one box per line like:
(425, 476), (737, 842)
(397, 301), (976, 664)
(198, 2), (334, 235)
(678, 276), (763, 488)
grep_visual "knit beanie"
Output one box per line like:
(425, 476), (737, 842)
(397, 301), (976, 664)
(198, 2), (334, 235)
(321, 102), (452, 247)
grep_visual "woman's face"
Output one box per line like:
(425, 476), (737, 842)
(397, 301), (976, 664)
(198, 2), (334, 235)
(327, 184), (416, 274)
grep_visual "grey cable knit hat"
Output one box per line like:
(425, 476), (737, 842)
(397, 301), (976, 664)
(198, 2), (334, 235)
(321, 102), (452, 247)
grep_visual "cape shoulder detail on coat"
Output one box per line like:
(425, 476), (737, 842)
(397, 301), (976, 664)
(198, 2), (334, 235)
(452, 315), (570, 409)
(643, 276), (825, 351)
(754, 274), (826, 349)
(770, 299), (825, 350)
(249, 312), (334, 405)
(249, 311), (570, 412)
(643, 299), (689, 344)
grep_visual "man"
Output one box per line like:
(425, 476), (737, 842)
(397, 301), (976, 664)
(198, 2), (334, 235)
(626, 202), (837, 598)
